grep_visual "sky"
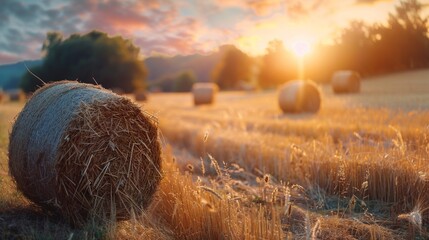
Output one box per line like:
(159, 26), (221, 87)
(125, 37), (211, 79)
(0, 0), (428, 65)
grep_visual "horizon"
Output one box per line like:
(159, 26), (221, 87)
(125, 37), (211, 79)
(2, 0), (429, 65)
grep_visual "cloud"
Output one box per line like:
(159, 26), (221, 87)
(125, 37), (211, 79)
(0, 0), (219, 63)
(0, 0), (44, 22)
(0, 0), (399, 64)
(248, 0), (283, 15)
(215, 0), (282, 15)
(355, 0), (393, 4)
(134, 16), (218, 56)
(214, 0), (329, 17)
(0, 52), (22, 64)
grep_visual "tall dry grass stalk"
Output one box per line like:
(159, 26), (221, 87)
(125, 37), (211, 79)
(151, 99), (429, 237)
(159, 114), (429, 208)
(146, 148), (285, 240)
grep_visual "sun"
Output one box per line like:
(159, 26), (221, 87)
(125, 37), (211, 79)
(291, 40), (311, 58)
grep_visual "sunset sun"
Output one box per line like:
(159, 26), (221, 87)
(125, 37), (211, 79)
(290, 39), (311, 58)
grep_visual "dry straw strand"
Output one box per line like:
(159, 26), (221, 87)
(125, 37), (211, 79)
(8, 80), (162, 226)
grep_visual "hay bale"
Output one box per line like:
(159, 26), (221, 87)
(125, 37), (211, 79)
(9, 81), (162, 226)
(331, 70), (360, 93)
(278, 80), (321, 113)
(134, 91), (148, 102)
(7, 89), (26, 102)
(0, 90), (4, 103)
(192, 82), (218, 106)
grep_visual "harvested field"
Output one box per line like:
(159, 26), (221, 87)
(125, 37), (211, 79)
(1, 70), (429, 239)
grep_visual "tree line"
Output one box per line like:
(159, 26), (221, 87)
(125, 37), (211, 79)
(212, 0), (429, 89)
(22, 0), (429, 92)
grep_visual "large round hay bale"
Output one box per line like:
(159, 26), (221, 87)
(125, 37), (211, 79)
(331, 70), (360, 93)
(278, 80), (321, 113)
(9, 81), (162, 226)
(192, 82), (218, 106)
(134, 90), (148, 102)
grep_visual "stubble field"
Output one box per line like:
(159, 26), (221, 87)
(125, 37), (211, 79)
(1, 69), (429, 239)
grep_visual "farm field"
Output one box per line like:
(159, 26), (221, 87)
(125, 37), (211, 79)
(1, 69), (429, 239)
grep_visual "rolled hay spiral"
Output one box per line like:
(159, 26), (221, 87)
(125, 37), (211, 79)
(278, 80), (321, 113)
(331, 70), (361, 93)
(192, 82), (219, 106)
(8, 81), (162, 226)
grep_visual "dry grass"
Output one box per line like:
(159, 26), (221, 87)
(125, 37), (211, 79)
(142, 70), (429, 239)
(1, 70), (429, 239)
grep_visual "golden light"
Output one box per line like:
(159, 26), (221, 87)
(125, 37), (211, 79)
(291, 40), (311, 58)
(288, 38), (313, 80)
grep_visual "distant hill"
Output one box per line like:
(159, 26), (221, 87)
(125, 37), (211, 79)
(0, 50), (225, 90)
(145, 52), (222, 83)
(0, 60), (42, 90)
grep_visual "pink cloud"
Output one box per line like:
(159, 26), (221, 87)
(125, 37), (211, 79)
(0, 52), (23, 64)
(134, 16), (213, 56)
(215, 0), (330, 17)
(82, 1), (153, 32)
(215, 0), (282, 15)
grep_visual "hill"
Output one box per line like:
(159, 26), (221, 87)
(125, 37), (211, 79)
(0, 52), (223, 90)
(145, 52), (223, 83)
(0, 60), (42, 90)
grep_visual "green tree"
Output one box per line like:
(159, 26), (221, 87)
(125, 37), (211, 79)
(173, 71), (196, 92)
(211, 45), (253, 90)
(21, 31), (147, 93)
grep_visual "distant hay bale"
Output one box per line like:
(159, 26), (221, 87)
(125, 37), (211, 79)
(331, 71), (361, 93)
(278, 80), (321, 113)
(0, 90), (4, 103)
(192, 82), (218, 106)
(134, 90), (148, 102)
(8, 81), (162, 226)
(8, 89), (26, 102)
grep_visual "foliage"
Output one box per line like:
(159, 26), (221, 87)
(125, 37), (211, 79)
(252, 0), (429, 85)
(258, 40), (298, 88)
(211, 45), (253, 90)
(2, 69), (429, 239)
(152, 71), (196, 92)
(306, 0), (429, 82)
(21, 31), (147, 93)
(173, 71), (196, 92)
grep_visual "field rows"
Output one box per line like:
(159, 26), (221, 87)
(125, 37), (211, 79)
(1, 73), (429, 239)
(143, 83), (429, 239)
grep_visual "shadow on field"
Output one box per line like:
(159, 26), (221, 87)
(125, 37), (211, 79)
(0, 206), (74, 239)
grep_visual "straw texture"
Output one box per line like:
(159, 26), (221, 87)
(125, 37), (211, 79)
(9, 80), (162, 226)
